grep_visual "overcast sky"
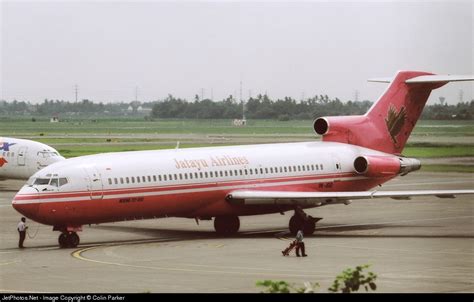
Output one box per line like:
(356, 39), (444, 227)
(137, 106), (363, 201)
(1, 0), (473, 104)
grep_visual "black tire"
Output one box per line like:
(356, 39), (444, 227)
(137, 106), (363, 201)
(58, 233), (68, 248)
(68, 232), (80, 248)
(214, 216), (240, 235)
(289, 215), (303, 235)
(303, 219), (316, 235)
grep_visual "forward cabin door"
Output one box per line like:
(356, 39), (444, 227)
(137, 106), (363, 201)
(17, 146), (27, 166)
(84, 166), (104, 200)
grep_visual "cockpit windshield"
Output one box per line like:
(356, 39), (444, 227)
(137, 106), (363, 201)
(37, 151), (60, 158)
(31, 174), (68, 187)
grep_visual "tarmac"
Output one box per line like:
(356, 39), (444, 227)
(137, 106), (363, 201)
(0, 172), (472, 293)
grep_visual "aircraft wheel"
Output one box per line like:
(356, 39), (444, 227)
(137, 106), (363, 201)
(58, 233), (69, 248)
(303, 219), (316, 235)
(214, 216), (240, 235)
(68, 232), (80, 248)
(289, 215), (303, 235)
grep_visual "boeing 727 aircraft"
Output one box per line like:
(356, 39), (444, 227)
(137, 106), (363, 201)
(0, 137), (64, 180)
(12, 71), (474, 248)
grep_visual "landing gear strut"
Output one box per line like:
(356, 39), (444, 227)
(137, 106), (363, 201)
(58, 232), (80, 248)
(288, 207), (322, 236)
(214, 216), (240, 235)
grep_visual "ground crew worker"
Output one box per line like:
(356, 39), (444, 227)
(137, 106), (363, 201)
(295, 229), (307, 257)
(17, 217), (28, 248)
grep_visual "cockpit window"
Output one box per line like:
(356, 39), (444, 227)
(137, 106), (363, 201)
(59, 178), (68, 186)
(34, 178), (50, 185)
(32, 177), (68, 187)
(50, 178), (59, 187)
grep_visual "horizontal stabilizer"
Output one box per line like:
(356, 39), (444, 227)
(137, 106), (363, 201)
(368, 74), (474, 84)
(406, 75), (474, 83)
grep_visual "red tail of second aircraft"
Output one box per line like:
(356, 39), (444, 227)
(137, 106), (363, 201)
(313, 71), (471, 155)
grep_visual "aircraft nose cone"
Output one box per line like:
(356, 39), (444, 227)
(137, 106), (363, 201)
(12, 187), (40, 220)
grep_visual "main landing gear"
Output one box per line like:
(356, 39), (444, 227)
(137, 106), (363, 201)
(54, 226), (82, 248)
(289, 206), (322, 236)
(214, 215), (240, 235)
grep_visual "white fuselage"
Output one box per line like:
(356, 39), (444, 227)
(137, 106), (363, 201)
(13, 141), (393, 226)
(0, 137), (65, 180)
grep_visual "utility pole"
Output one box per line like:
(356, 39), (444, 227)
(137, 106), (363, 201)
(75, 84), (78, 103)
(201, 88), (204, 101)
(459, 89), (464, 102)
(135, 86), (138, 102)
(354, 90), (359, 102)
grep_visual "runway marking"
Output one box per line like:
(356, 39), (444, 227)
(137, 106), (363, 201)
(71, 246), (323, 278)
(0, 260), (19, 266)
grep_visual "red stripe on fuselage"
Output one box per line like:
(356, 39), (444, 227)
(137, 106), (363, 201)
(14, 172), (357, 201)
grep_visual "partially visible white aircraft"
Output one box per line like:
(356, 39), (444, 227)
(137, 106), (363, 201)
(0, 137), (65, 180)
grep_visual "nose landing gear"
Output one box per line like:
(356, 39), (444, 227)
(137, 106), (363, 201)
(54, 225), (82, 248)
(58, 232), (80, 248)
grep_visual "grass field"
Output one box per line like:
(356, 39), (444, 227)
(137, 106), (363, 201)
(1, 117), (473, 172)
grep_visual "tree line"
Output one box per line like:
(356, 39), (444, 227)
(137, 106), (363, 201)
(1, 95), (473, 120)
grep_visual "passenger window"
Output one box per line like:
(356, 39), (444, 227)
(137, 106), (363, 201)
(184, 173), (188, 180)
(265, 168), (268, 174)
(126, 177), (130, 184)
(114, 178), (118, 185)
(249, 169), (253, 175)
(229, 170), (233, 176)
(320, 164), (323, 170)
(108, 178), (112, 185)
(194, 172), (198, 179)
(255, 168), (258, 174)
(311, 164), (315, 170)
(302, 166), (306, 171)
(239, 170), (243, 176)
(131, 177), (135, 183)
(284, 167), (287, 172)
(168, 174), (172, 181)
(244, 169), (248, 175)
(270, 167), (274, 173)
(174, 174), (177, 180)
(199, 172), (203, 178)
(164, 175), (167, 181)
(179, 174), (183, 180)
(260, 168), (263, 174)
(120, 177), (124, 184)
(153, 175), (157, 182)
(136, 177), (140, 183)
(220, 171), (223, 177)
(288, 166), (292, 172)
(189, 173), (193, 179)
(205, 172), (208, 178)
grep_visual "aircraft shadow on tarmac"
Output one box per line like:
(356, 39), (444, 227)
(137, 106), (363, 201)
(2, 223), (471, 251)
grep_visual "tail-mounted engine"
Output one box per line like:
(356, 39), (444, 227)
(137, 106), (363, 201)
(353, 155), (421, 178)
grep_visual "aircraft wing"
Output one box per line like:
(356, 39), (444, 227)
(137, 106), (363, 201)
(226, 190), (474, 206)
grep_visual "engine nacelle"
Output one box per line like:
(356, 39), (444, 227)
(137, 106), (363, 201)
(353, 155), (420, 178)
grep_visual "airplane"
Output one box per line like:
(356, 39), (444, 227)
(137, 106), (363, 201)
(0, 137), (65, 180)
(11, 71), (474, 248)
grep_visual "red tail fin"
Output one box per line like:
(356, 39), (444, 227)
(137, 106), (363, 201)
(313, 71), (472, 155)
